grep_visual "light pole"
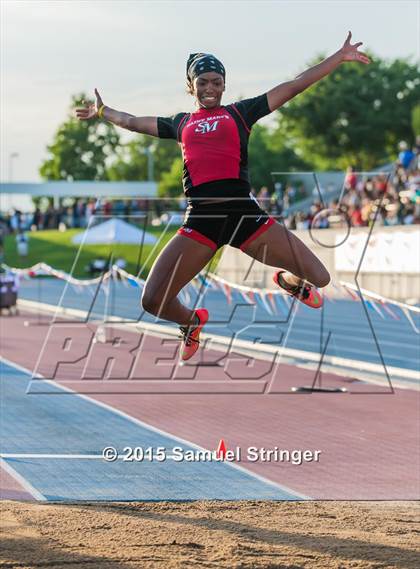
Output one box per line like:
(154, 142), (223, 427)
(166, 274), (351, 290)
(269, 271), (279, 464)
(8, 152), (19, 182)
(144, 144), (156, 181)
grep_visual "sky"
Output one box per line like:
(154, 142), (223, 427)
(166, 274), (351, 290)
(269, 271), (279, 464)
(1, 0), (419, 186)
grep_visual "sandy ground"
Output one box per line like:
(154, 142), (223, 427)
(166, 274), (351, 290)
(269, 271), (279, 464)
(1, 501), (419, 568)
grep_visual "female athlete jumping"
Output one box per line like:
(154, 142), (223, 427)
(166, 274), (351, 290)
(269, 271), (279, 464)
(76, 31), (369, 361)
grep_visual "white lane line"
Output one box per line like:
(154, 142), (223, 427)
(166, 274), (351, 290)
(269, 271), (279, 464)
(1, 357), (309, 500)
(17, 298), (420, 383)
(0, 453), (234, 463)
(1, 453), (177, 460)
(0, 457), (46, 501)
(2, 454), (107, 459)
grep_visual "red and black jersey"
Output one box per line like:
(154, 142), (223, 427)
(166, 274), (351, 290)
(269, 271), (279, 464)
(157, 94), (271, 199)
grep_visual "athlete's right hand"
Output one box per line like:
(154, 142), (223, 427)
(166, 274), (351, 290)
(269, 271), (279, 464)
(75, 88), (104, 120)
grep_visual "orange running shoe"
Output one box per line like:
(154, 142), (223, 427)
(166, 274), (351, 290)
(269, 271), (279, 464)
(179, 308), (209, 361)
(273, 270), (323, 309)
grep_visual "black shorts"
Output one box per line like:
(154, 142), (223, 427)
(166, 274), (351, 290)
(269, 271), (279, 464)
(177, 195), (275, 251)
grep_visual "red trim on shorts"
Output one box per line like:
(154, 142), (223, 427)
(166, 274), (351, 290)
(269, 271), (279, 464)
(177, 227), (218, 251)
(239, 217), (276, 251)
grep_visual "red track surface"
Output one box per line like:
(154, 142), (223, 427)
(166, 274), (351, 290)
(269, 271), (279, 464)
(0, 465), (33, 500)
(1, 313), (419, 499)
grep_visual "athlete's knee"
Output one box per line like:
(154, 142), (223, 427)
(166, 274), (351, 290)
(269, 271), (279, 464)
(141, 290), (162, 315)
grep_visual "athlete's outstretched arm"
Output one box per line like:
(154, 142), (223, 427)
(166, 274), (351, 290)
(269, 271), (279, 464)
(267, 31), (370, 112)
(75, 89), (159, 136)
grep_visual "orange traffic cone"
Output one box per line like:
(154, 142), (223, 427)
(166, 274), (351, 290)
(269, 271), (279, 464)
(216, 439), (227, 459)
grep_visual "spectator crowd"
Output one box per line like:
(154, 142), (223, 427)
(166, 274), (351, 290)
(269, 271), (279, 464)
(0, 198), (156, 235)
(1, 139), (419, 243)
(257, 138), (420, 230)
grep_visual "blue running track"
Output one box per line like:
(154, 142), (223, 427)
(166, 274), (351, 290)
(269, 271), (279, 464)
(0, 360), (303, 501)
(19, 279), (420, 371)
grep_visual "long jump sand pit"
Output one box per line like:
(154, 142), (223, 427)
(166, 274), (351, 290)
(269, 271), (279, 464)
(1, 500), (419, 568)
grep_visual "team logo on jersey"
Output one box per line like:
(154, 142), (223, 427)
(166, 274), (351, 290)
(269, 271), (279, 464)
(195, 120), (219, 134)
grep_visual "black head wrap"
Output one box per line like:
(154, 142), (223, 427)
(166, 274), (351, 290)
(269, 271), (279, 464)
(186, 53), (225, 84)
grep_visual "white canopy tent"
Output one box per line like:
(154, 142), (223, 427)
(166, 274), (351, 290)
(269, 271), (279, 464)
(72, 218), (157, 245)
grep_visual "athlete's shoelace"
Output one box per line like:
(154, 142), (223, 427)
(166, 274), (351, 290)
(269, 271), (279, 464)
(286, 284), (311, 300)
(179, 325), (200, 347)
(278, 273), (311, 300)
(298, 286), (311, 300)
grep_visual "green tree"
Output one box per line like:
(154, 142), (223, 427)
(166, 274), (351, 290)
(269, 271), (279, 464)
(412, 104), (420, 137)
(107, 138), (149, 181)
(154, 139), (182, 181)
(272, 55), (420, 170)
(248, 123), (310, 190)
(157, 158), (183, 197)
(106, 135), (181, 182)
(39, 93), (120, 181)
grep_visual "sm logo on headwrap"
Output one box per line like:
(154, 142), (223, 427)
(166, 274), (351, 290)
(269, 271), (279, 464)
(195, 120), (219, 134)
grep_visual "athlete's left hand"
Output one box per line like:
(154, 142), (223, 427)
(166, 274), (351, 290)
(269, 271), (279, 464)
(340, 31), (370, 65)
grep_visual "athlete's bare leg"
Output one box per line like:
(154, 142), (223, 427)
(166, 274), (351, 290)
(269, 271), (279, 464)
(241, 221), (330, 288)
(141, 234), (215, 326)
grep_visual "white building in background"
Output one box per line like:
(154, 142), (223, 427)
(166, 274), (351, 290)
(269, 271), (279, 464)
(0, 181), (158, 213)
